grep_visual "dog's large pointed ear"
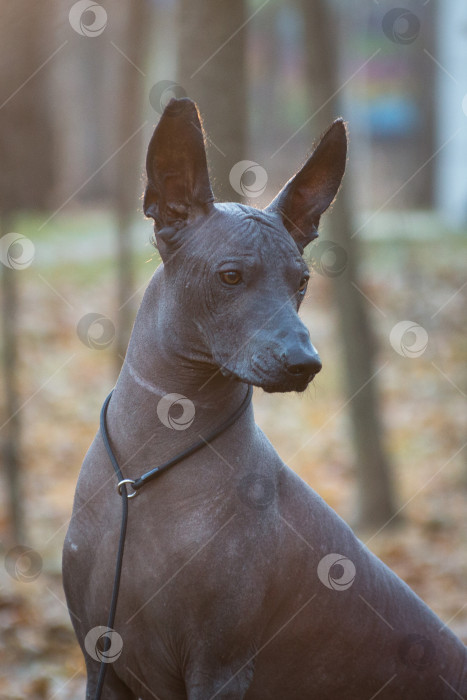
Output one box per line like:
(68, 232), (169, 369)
(266, 119), (347, 253)
(143, 98), (214, 242)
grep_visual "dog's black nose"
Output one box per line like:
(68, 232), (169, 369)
(284, 348), (322, 378)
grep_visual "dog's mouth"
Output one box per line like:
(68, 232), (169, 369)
(260, 376), (313, 393)
(219, 363), (315, 394)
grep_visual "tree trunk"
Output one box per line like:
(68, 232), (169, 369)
(0, 1), (55, 210)
(178, 0), (247, 202)
(0, 0), (55, 542)
(113, 0), (151, 369)
(0, 215), (24, 543)
(301, 0), (398, 529)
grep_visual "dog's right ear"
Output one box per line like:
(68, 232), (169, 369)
(143, 98), (214, 256)
(265, 119), (347, 253)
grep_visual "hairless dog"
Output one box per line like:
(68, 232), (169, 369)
(63, 98), (466, 699)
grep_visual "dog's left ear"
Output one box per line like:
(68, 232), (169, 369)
(266, 119), (347, 252)
(143, 97), (214, 240)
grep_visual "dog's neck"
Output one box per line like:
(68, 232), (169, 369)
(107, 266), (248, 472)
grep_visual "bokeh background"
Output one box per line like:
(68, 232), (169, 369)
(0, 0), (466, 697)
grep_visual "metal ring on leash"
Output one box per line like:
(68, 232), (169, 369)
(117, 478), (138, 498)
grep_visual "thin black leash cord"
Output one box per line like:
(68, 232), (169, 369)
(94, 391), (129, 699)
(93, 384), (253, 700)
(132, 384), (253, 492)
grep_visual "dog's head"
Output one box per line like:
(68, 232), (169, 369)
(143, 98), (347, 393)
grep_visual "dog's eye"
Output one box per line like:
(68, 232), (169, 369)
(220, 270), (242, 285)
(298, 275), (309, 293)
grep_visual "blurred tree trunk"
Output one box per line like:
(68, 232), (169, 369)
(0, 1), (55, 210)
(301, 0), (397, 528)
(0, 216), (24, 543)
(413, 1), (436, 208)
(113, 0), (151, 369)
(0, 0), (55, 542)
(178, 0), (247, 202)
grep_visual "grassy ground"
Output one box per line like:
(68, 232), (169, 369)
(0, 210), (466, 698)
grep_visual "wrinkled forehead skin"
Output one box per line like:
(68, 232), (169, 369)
(165, 202), (306, 273)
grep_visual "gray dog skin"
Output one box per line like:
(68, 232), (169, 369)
(63, 99), (466, 699)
